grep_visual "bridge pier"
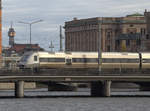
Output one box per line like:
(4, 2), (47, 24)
(103, 80), (111, 97)
(15, 81), (24, 98)
(91, 80), (111, 97)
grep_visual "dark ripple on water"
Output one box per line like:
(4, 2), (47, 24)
(0, 89), (150, 111)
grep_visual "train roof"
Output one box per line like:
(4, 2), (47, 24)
(34, 51), (139, 54)
(24, 51), (141, 55)
(28, 51), (139, 58)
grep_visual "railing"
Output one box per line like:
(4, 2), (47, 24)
(0, 68), (149, 76)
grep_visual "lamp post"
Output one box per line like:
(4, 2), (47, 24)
(60, 25), (64, 51)
(0, 0), (2, 55)
(49, 41), (54, 52)
(18, 20), (43, 45)
(98, 19), (102, 74)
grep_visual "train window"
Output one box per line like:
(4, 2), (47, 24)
(102, 59), (114, 63)
(120, 59), (127, 63)
(48, 58), (65, 62)
(21, 55), (30, 62)
(142, 59), (150, 63)
(113, 59), (120, 63)
(72, 58), (97, 63)
(102, 58), (139, 63)
(72, 58), (81, 62)
(40, 58), (65, 62)
(74, 58), (87, 63)
(34, 56), (38, 61)
(87, 58), (98, 63)
(127, 59), (139, 63)
(40, 58), (48, 62)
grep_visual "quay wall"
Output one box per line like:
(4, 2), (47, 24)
(0, 82), (36, 90)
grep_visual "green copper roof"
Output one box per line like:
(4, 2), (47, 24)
(127, 13), (144, 17)
(65, 20), (146, 28)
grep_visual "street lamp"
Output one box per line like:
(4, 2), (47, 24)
(18, 20), (43, 45)
(98, 18), (102, 74)
(49, 41), (54, 52)
(60, 25), (64, 51)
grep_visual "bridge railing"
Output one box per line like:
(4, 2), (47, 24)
(0, 68), (149, 76)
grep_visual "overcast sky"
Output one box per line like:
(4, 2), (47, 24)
(2, 0), (150, 50)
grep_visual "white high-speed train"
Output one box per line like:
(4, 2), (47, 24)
(18, 51), (150, 70)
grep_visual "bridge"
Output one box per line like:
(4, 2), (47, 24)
(0, 69), (150, 98)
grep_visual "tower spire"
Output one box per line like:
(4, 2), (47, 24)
(8, 21), (16, 47)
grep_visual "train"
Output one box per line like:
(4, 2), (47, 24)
(18, 51), (150, 72)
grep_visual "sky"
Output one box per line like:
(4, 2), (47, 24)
(2, 0), (150, 51)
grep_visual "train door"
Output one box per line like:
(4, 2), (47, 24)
(65, 58), (72, 65)
(65, 53), (72, 68)
(33, 53), (39, 68)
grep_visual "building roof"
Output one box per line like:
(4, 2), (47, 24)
(9, 43), (43, 53)
(65, 16), (146, 28)
(127, 13), (144, 17)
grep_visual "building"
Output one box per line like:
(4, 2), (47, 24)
(65, 12), (149, 52)
(8, 44), (43, 56)
(144, 10), (150, 50)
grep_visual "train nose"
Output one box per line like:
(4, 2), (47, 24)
(17, 62), (25, 69)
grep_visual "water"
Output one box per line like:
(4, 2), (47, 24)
(0, 89), (150, 111)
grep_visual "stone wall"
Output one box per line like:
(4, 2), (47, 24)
(0, 82), (36, 90)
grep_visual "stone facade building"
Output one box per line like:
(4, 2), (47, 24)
(65, 12), (150, 52)
(144, 10), (150, 51)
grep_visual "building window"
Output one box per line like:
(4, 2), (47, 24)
(126, 40), (130, 46)
(141, 29), (143, 35)
(146, 34), (149, 39)
(107, 32), (111, 38)
(130, 32), (134, 34)
(127, 28), (136, 34)
(136, 39), (141, 46)
(115, 40), (120, 50)
(107, 46), (110, 52)
(130, 24), (134, 27)
(144, 29), (146, 35)
(116, 40), (120, 46)
(141, 28), (146, 36)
